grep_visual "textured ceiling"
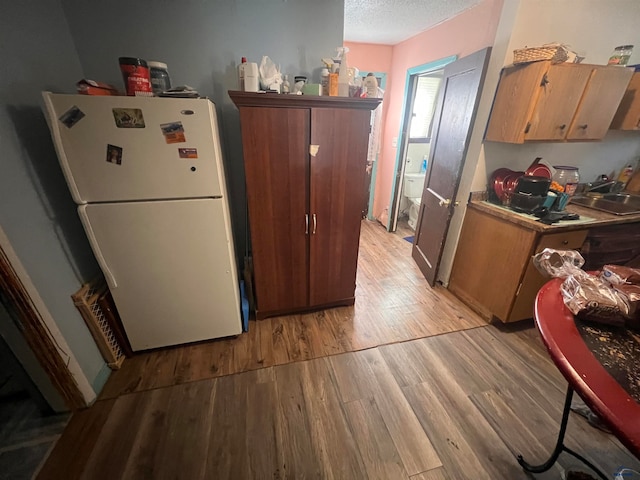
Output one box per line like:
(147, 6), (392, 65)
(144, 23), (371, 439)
(344, 0), (481, 45)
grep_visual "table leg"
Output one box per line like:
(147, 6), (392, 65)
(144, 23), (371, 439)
(517, 385), (608, 480)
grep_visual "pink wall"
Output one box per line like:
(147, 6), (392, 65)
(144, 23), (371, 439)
(344, 42), (394, 76)
(370, 0), (503, 225)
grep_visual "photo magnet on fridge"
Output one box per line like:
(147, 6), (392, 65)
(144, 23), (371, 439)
(160, 121), (186, 144)
(106, 144), (123, 165)
(112, 108), (145, 128)
(59, 106), (85, 128)
(178, 148), (198, 159)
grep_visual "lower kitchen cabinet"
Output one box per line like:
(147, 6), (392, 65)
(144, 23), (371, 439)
(230, 92), (380, 319)
(449, 208), (587, 323)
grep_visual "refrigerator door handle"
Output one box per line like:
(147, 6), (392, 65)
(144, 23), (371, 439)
(78, 207), (118, 289)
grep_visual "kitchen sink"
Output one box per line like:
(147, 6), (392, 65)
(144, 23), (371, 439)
(571, 193), (640, 215)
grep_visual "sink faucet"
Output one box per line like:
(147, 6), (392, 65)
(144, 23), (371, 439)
(583, 180), (621, 194)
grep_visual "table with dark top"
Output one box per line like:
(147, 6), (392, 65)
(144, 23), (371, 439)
(518, 278), (640, 478)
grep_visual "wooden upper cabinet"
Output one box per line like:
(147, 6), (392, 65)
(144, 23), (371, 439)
(525, 64), (592, 141)
(610, 72), (640, 130)
(485, 61), (633, 143)
(567, 66), (634, 140)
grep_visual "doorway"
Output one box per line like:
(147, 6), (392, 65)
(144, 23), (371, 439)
(388, 56), (457, 232)
(362, 72), (387, 221)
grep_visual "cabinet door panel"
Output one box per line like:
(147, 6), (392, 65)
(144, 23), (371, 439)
(449, 209), (535, 322)
(567, 66), (633, 140)
(508, 229), (588, 322)
(239, 107), (310, 313)
(309, 108), (371, 305)
(611, 72), (640, 130)
(526, 64), (592, 141)
(485, 61), (549, 143)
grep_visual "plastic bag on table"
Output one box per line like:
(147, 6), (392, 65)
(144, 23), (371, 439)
(533, 248), (631, 326)
(533, 248), (585, 279)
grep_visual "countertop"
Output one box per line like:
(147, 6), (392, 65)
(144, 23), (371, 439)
(469, 198), (640, 233)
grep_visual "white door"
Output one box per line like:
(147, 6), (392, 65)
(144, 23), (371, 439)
(42, 93), (225, 203)
(78, 198), (241, 351)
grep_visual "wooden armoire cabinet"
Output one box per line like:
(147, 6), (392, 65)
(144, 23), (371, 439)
(229, 92), (381, 319)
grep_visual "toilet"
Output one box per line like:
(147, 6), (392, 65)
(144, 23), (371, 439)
(403, 172), (426, 229)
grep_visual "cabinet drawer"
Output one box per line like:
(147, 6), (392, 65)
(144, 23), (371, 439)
(535, 229), (588, 251)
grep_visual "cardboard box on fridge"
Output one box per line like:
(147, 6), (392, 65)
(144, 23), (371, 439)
(77, 79), (122, 96)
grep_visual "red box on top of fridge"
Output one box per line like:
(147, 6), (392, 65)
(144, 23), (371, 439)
(76, 79), (121, 96)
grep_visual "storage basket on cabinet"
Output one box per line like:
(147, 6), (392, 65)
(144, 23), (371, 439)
(513, 45), (569, 64)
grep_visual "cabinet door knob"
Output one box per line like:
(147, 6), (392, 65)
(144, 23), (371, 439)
(312, 214), (317, 235)
(559, 124), (566, 130)
(579, 124), (588, 129)
(562, 240), (569, 245)
(540, 74), (549, 86)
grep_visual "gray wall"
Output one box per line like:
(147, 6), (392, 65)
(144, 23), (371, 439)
(0, 1), (107, 394)
(61, 0), (346, 262)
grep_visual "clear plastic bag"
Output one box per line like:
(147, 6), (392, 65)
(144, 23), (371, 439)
(533, 248), (631, 325)
(258, 56), (282, 91)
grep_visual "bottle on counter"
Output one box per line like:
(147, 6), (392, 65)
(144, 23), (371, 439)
(282, 75), (290, 94)
(618, 164), (635, 185)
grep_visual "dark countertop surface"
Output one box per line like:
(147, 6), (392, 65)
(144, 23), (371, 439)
(468, 197), (640, 233)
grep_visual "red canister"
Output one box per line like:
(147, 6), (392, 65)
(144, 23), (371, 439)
(118, 57), (153, 96)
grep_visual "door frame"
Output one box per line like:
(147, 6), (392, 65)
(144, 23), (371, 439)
(387, 56), (457, 231)
(0, 226), (95, 409)
(364, 71), (387, 221)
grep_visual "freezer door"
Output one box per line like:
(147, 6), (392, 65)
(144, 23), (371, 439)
(42, 93), (225, 203)
(78, 199), (241, 351)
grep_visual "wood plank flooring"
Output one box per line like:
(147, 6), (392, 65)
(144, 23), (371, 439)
(98, 220), (486, 400)
(37, 220), (640, 478)
(38, 326), (640, 479)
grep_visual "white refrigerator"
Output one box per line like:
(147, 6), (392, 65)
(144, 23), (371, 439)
(42, 93), (242, 351)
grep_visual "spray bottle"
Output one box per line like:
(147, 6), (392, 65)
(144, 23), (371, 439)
(336, 46), (350, 97)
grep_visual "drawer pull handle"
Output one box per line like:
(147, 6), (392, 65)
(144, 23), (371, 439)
(559, 124), (566, 130)
(579, 124), (588, 129)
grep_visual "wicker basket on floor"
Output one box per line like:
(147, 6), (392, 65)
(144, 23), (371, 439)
(513, 44), (569, 64)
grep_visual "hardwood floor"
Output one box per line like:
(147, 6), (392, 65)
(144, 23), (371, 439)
(37, 220), (640, 478)
(97, 220), (485, 400)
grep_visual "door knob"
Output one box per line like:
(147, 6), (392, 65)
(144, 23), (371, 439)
(439, 198), (451, 207)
